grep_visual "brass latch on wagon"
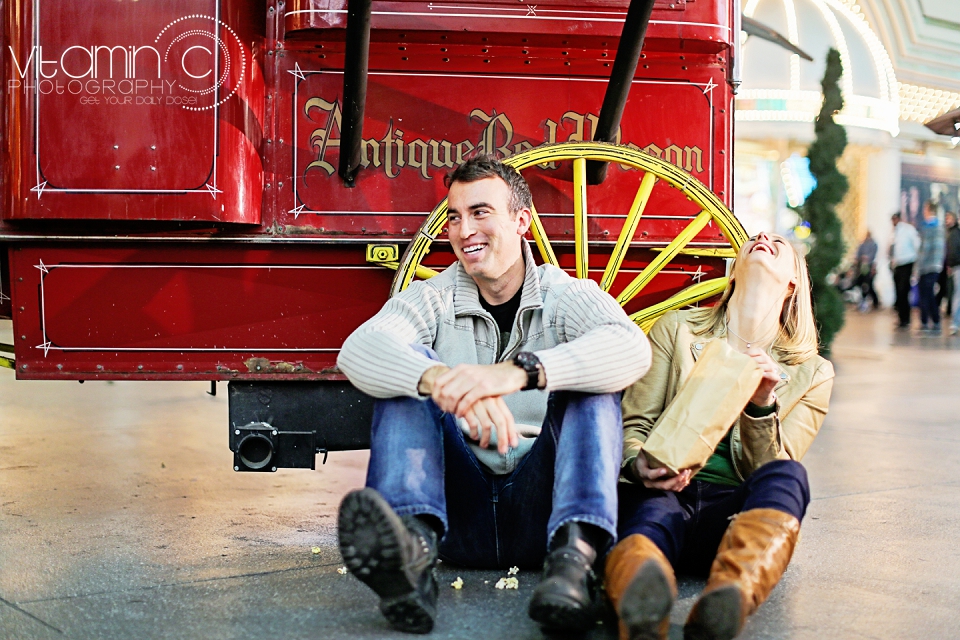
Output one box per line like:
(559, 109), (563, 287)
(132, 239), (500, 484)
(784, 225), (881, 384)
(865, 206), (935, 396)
(366, 244), (439, 280)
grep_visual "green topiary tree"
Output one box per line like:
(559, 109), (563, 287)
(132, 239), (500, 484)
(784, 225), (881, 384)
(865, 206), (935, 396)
(802, 48), (848, 356)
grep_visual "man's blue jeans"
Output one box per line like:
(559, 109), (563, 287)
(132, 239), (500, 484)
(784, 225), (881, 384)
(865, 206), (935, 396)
(364, 353), (622, 570)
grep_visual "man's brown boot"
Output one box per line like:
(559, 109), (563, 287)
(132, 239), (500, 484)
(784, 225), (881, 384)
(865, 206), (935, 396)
(605, 534), (677, 640)
(684, 508), (801, 640)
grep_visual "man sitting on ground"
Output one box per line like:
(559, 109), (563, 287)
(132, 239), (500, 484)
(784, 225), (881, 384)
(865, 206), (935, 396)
(336, 155), (651, 634)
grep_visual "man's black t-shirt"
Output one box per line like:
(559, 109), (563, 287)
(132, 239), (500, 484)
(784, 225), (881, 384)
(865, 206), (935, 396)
(479, 285), (523, 357)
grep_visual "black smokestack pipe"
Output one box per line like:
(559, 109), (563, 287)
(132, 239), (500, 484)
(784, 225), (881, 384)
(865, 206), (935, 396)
(338, 0), (372, 187)
(586, 0), (656, 185)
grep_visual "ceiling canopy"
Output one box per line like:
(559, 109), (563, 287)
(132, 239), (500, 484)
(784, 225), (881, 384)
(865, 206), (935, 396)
(738, 0), (900, 135)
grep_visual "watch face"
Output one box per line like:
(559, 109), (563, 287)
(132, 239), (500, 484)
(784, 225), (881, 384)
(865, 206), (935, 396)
(515, 352), (539, 369)
(514, 352), (540, 390)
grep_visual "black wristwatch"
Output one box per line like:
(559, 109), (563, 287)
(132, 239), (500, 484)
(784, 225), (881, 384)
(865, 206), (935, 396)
(513, 351), (542, 391)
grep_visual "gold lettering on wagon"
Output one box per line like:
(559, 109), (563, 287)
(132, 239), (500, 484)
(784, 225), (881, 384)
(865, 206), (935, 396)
(303, 100), (705, 181)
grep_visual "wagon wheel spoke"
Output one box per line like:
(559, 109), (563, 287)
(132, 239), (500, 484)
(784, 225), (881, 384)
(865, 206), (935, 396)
(600, 171), (657, 293)
(529, 203), (559, 267)
(614, 209), (713, 308)
(629, 277), (729, 332)
(392, 202), (448, 293)
(573, 157), (589, 279)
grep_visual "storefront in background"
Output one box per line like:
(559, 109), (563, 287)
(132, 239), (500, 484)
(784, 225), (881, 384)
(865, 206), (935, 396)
(901, 161), (960, 225)
(735, 0), (960, 306)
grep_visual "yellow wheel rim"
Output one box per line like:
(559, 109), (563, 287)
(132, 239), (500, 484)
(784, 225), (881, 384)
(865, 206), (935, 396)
(380, 141), (747, 332)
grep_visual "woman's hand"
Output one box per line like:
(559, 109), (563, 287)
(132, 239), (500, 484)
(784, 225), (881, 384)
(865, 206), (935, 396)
(632, 454), (692, 492)
(745, 347), (780, 407)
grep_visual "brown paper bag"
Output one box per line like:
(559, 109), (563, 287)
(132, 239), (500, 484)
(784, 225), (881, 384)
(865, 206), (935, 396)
(641, 338), (763, 475)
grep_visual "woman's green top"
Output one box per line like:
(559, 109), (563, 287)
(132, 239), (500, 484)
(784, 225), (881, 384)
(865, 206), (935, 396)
(695, 401), (778, 487)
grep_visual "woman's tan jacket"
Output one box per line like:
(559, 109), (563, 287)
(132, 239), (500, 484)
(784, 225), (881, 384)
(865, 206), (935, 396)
(621, 309), (835, 482)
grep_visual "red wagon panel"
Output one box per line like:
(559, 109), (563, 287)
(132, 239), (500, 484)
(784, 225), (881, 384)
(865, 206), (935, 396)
(2, 0), (739, 381)
(9, 244), (393, 378)
(2, 0), (265, 223)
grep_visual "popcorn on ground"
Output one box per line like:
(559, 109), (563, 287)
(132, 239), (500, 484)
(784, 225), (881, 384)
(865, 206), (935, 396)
(494, 577), (519, 590)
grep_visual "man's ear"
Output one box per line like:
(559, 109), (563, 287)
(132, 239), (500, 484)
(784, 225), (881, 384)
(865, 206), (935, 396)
(516, 207), (533, 236)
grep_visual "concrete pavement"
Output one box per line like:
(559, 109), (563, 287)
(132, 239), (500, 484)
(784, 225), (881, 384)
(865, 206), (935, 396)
(1, 311), (959, 639)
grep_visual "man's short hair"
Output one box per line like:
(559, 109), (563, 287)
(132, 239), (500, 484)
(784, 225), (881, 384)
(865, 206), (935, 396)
(445, 155), (533, 214)
(892, 213), (901, 221)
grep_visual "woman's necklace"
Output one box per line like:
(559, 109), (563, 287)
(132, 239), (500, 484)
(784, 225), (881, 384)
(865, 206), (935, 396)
(726, 321), (773, 349)
(725, 301), (781, 349)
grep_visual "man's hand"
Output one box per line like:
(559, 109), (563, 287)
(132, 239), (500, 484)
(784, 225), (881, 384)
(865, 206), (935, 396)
(432, 362), (527, 416)
(461, 396), (519, 455)
(417, 365), (451, 396)
(633, 454), (691, 492)
(430, 362), (527, 455)
(745, 347), (779, 407)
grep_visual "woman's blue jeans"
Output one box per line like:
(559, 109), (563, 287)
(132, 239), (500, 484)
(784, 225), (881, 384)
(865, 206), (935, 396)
(617, 459), (810, 576)
(364, 357), (622, 570)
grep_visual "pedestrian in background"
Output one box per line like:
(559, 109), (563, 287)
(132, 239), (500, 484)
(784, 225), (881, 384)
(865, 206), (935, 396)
(941, 212), (958, 323)
(916, 202), (945, 332)
(890, 212), (920, 329)
(946, 211), (960, 335)
(855, 231), (879, 311)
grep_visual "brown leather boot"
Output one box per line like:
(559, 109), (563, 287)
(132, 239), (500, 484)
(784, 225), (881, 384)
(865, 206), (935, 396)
(605, 534), (677, 640)
(684, 508), (801, 640)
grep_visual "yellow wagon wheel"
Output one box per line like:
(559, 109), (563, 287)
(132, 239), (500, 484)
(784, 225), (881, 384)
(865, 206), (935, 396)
(381, 141), (747, 332)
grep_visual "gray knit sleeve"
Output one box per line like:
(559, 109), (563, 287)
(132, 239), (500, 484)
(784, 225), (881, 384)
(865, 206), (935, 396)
(336, 285), (442, 399)
(535, 279), (651, 393)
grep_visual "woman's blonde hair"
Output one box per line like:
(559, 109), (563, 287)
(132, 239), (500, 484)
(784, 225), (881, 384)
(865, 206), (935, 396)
(688, 236), (820, 365)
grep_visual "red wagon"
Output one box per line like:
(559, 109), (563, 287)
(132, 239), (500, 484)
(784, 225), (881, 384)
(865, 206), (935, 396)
(1, 0), (746, 471)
